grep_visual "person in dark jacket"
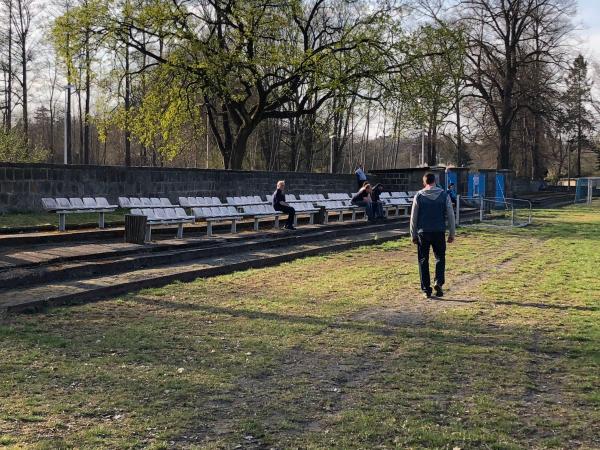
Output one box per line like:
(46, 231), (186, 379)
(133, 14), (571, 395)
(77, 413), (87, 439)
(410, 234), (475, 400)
(351, 183), (376, 222)
(370, 183), (386, 220)
(447, 183), (457, 206)
(409, 173), (456, 298)
(272, 180), (296, 230)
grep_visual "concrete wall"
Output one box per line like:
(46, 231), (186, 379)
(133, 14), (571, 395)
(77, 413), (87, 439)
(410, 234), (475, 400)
(0, 163), (358, 212)
(370, 167), (465, 193)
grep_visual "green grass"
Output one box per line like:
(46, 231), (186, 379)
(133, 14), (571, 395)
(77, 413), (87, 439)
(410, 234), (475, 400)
(0, 204), (599, 448)
(0, 210), (125, 230)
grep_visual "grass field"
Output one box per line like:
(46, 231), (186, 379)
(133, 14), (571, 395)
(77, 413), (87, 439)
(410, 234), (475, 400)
(0, 204), (598, 449)
(0, 211), (125, 230)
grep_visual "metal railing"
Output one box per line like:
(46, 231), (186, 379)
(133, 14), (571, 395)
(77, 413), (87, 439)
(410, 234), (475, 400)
(456, 195), (532, 227)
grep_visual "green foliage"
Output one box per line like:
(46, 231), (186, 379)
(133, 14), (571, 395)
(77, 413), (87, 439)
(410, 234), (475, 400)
(98, 65), (205, 162)
(0, 130), (49, 163)
(401, 23), (466, 129)
(51, 0), (108, 85)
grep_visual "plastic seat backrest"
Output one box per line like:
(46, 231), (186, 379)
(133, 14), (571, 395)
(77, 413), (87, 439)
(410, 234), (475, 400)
(56, 198), (72, 209)
(42, 198), (58, 210)
(130, 208), (142, 215)
(119, 197), (131, 207)
(175, 207), (189, 218)
(179, 197), (189, 207)
(165, 208), (178, 219)
(150, 198), (162, 206)
(96, 197), (111, 207)
(153, 208), (167, 219)
(160, 198), (173, 206)
(130, 197), (142, 207)
(141, 197), (152, 206)
(83, 197), (97, 208)
(226, 206), (239, 216)
(211, 197), (222, 205)
(69, 197), (85, 208)
(141, 208), (155, 219)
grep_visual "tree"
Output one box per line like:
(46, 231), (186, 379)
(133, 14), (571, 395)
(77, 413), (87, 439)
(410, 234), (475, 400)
(563, 54), (594, 177)
(460, 0), (574, 170)
(10, 0), (35, 142)
(403, 23), (466, 166)
(89, 0), (404, 169)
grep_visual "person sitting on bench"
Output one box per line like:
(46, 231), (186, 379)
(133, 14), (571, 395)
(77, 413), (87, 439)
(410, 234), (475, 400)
(370, 183), (386, 220)
(273, 180), (296, 230)
(351, 183), (376, 222)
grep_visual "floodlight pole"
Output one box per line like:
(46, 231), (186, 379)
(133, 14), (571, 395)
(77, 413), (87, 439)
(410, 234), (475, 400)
(63, 84), (75, 165)
(421, 129), (425, 166)
(455, 194), (460, 226)
(588, 179), (593, 205)
(329, 135), (335, 173)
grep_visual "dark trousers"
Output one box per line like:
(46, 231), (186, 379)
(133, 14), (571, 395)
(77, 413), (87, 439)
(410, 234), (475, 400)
(276, 204), (295, 227)
(353, 200), (375, 221)
(417, 232), (446, 293)
(373, 201), (385, 219)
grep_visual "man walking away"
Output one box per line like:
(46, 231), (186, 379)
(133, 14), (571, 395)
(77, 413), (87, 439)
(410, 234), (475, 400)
(355, 163), (367, 190)
(410, 173), (456, 298)
(273, 180), (296, 230)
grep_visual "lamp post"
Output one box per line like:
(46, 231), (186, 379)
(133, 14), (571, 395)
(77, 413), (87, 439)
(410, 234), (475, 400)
(329, 134), (335, 173)
(63, 84), (75, 165)
(421, 129), (425, 167)
(416, 98), (425, 167)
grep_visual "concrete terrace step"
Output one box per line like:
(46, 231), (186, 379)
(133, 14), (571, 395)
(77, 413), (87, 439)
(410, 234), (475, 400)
(0, 217), (410, 271)
(0, 210), (369, 247)
(0, 227), (409, 315)
(0, 220), (410, 291)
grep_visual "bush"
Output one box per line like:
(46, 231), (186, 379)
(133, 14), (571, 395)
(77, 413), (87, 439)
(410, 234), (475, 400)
(0, 129), (50, 163)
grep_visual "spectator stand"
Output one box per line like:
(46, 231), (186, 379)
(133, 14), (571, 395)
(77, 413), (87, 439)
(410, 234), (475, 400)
(42, 197), (118, 231)
(130, 207), (195, 241)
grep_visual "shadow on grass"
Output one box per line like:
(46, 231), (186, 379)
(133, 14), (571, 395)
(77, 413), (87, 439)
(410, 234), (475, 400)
(494, 299), (599, 312)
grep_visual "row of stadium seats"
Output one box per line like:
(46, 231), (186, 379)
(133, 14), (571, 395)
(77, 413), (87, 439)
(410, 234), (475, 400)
(41, 191), (416, 235)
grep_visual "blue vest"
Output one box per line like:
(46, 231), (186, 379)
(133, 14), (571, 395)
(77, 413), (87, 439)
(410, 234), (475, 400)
(416, 191), (448, 233)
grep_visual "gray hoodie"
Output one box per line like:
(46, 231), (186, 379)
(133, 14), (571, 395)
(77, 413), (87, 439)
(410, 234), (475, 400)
(409, 186), (456, 239)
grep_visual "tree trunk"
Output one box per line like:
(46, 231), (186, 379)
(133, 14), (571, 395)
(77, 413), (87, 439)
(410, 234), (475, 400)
(84, 29), (91, 164)
(21, 27), (27, 143)
(77, 87), (83, 164)
(498, 126), (511, 170)
(6, 0), (12, 131)
(124, 40), (131, 167)
(455, 84), (463, 166)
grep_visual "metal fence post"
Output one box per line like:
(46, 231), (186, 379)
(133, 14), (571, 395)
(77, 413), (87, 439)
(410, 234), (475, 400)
(511, 204), (515, 226)
(456, 195), (460, 226)
(479, 197), (484, 222)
